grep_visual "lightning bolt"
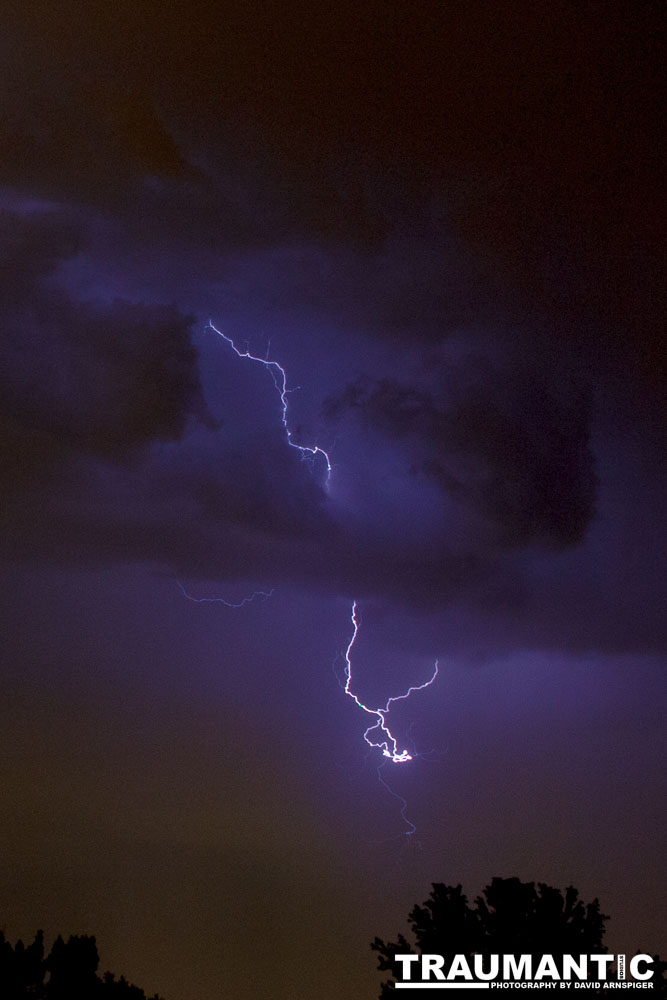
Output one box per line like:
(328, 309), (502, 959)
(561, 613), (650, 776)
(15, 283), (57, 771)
(343, 601), (438, 763)
(177, 581), (274, 608)
(204, 321), (440, 837)
(377, 764), (419, 841)
(207, 321), (332, 482)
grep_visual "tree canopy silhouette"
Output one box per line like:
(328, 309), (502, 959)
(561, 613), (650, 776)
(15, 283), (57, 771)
(0, 929), (164, 999)
(372, 876), (665, 995)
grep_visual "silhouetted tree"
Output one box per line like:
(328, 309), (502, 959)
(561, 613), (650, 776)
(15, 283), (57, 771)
(0, 930), (164, 999)
(0, 929), (44, 998)
(372, 877), (665, 995)
(46, 934), (100, 998)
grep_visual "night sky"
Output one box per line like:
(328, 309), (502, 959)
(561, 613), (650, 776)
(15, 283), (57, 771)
(1, 3), (665, 998)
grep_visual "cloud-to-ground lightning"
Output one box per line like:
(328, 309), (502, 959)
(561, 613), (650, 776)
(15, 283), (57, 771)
(343, 601), (439, 763)
(207, 321), (332, 482)
(203, 320), (440, 838)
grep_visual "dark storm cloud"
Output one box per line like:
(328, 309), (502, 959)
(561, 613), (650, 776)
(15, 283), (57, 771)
(2, 1), (663, 418)
(0, 2), (663, 659)
(5, 2), (661, 279)
(0, 203), (335, 573)
(0, 206), (212, 470)
(325, 357), (596, 548)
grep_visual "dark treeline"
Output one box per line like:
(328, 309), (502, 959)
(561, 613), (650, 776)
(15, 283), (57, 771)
(372, 877), (666, 996)
(0, 930), (164, 999)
